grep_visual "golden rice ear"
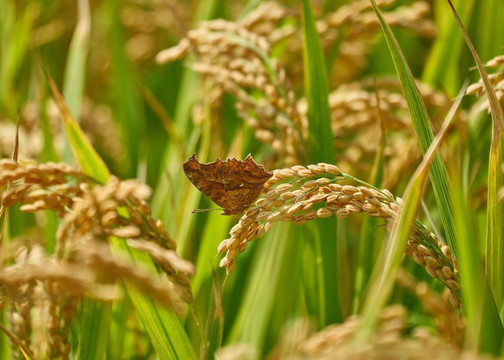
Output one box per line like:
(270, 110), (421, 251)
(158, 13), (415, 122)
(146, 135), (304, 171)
(0, 159), (197, 358)
(216, 161), (460, 308)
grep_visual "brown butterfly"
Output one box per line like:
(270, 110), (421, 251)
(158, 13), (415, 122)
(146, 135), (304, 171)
(183, 154), (273, 215)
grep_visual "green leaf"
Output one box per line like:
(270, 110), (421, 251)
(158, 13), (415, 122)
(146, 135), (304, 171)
(369, 0), (458, 258)
(205, 274), (223, 360)
(107, 298), (131, 360)
(357, 75), (462, 342)
(101, 0), (146, 179)
(300, 0), (333, 164)
(78, 300), (111, 360)
(487, 138), (504, 320)
(192, 211), (232, 297)
(354, 109), (386, 312)
(449, 161), (504, 354)
(422, 0), (475, 94)
(62, 0), (90, 120)
(300, 0), (340, 327)
(228, 224), (301, 353)
(110, 238), (197, 360)
(446, 0), (504, 352)
(0, 1), (38, 116)
(302, 219), (341, 326)
(474, 0), (504, 62)
(44, 69), (110, 184)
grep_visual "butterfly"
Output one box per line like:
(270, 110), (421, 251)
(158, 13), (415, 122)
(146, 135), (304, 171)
(183, 154), (273, 215)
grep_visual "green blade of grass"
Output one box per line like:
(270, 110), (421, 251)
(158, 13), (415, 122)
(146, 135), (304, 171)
(45, 69), (110, 184)
(448, 0), (504, 300)
(206, 314), (223, 360)
(474, 0), (504, 62)
(354, 99), (386, 313)
(205, 274), (223, 360)
(300, 0), (333, 164)
(174, 93), (212, 256)
(446, 0), (504, 351)
(62, 0), (90, 120)
(192, 212), (231, 297)
(39, 89), (61, 163)
(356, 164), (425, 342)
(187, 211), (230, 355)
(449, 161), (504, 354)
(228, 223), (301, 354)
(356, 78), (462, 343)
(370, 0), (458, 257)
(78, 300), (111, 360)
(0, 1), (38, 116)
(422, 0), (475, 94)
(487, 138), (504, 320)
(302, 219), (341, 326)
(300, 0), (341, 326)
(101, 0), (146, 179)
(111, 238), (197, 360)
(107, 298), (131, 360)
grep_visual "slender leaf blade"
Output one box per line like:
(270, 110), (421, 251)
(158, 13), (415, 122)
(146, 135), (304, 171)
(45, 69), (110, 183)
(354, 109), (386, 313)
(370, 0), (458, 257)
(62, 0), (90, 120)
(446, 0), (504, 351)
(205, 274), (223, 360)
(228, 223), (300, 353)
(422, 0), (475, 94)
(357, 78), (461, 342)
(449, 161), (504, 354)
(78, 300), (111, 360)
(110, 238), (197, 360)
(300, 0), (333, 163)
(300, 0), (340, 326)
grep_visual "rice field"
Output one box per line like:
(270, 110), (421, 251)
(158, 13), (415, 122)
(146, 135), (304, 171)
(0, 0), (504, 359)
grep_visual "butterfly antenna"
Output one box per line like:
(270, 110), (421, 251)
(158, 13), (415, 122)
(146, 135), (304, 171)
(191, 208), (223, 214)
